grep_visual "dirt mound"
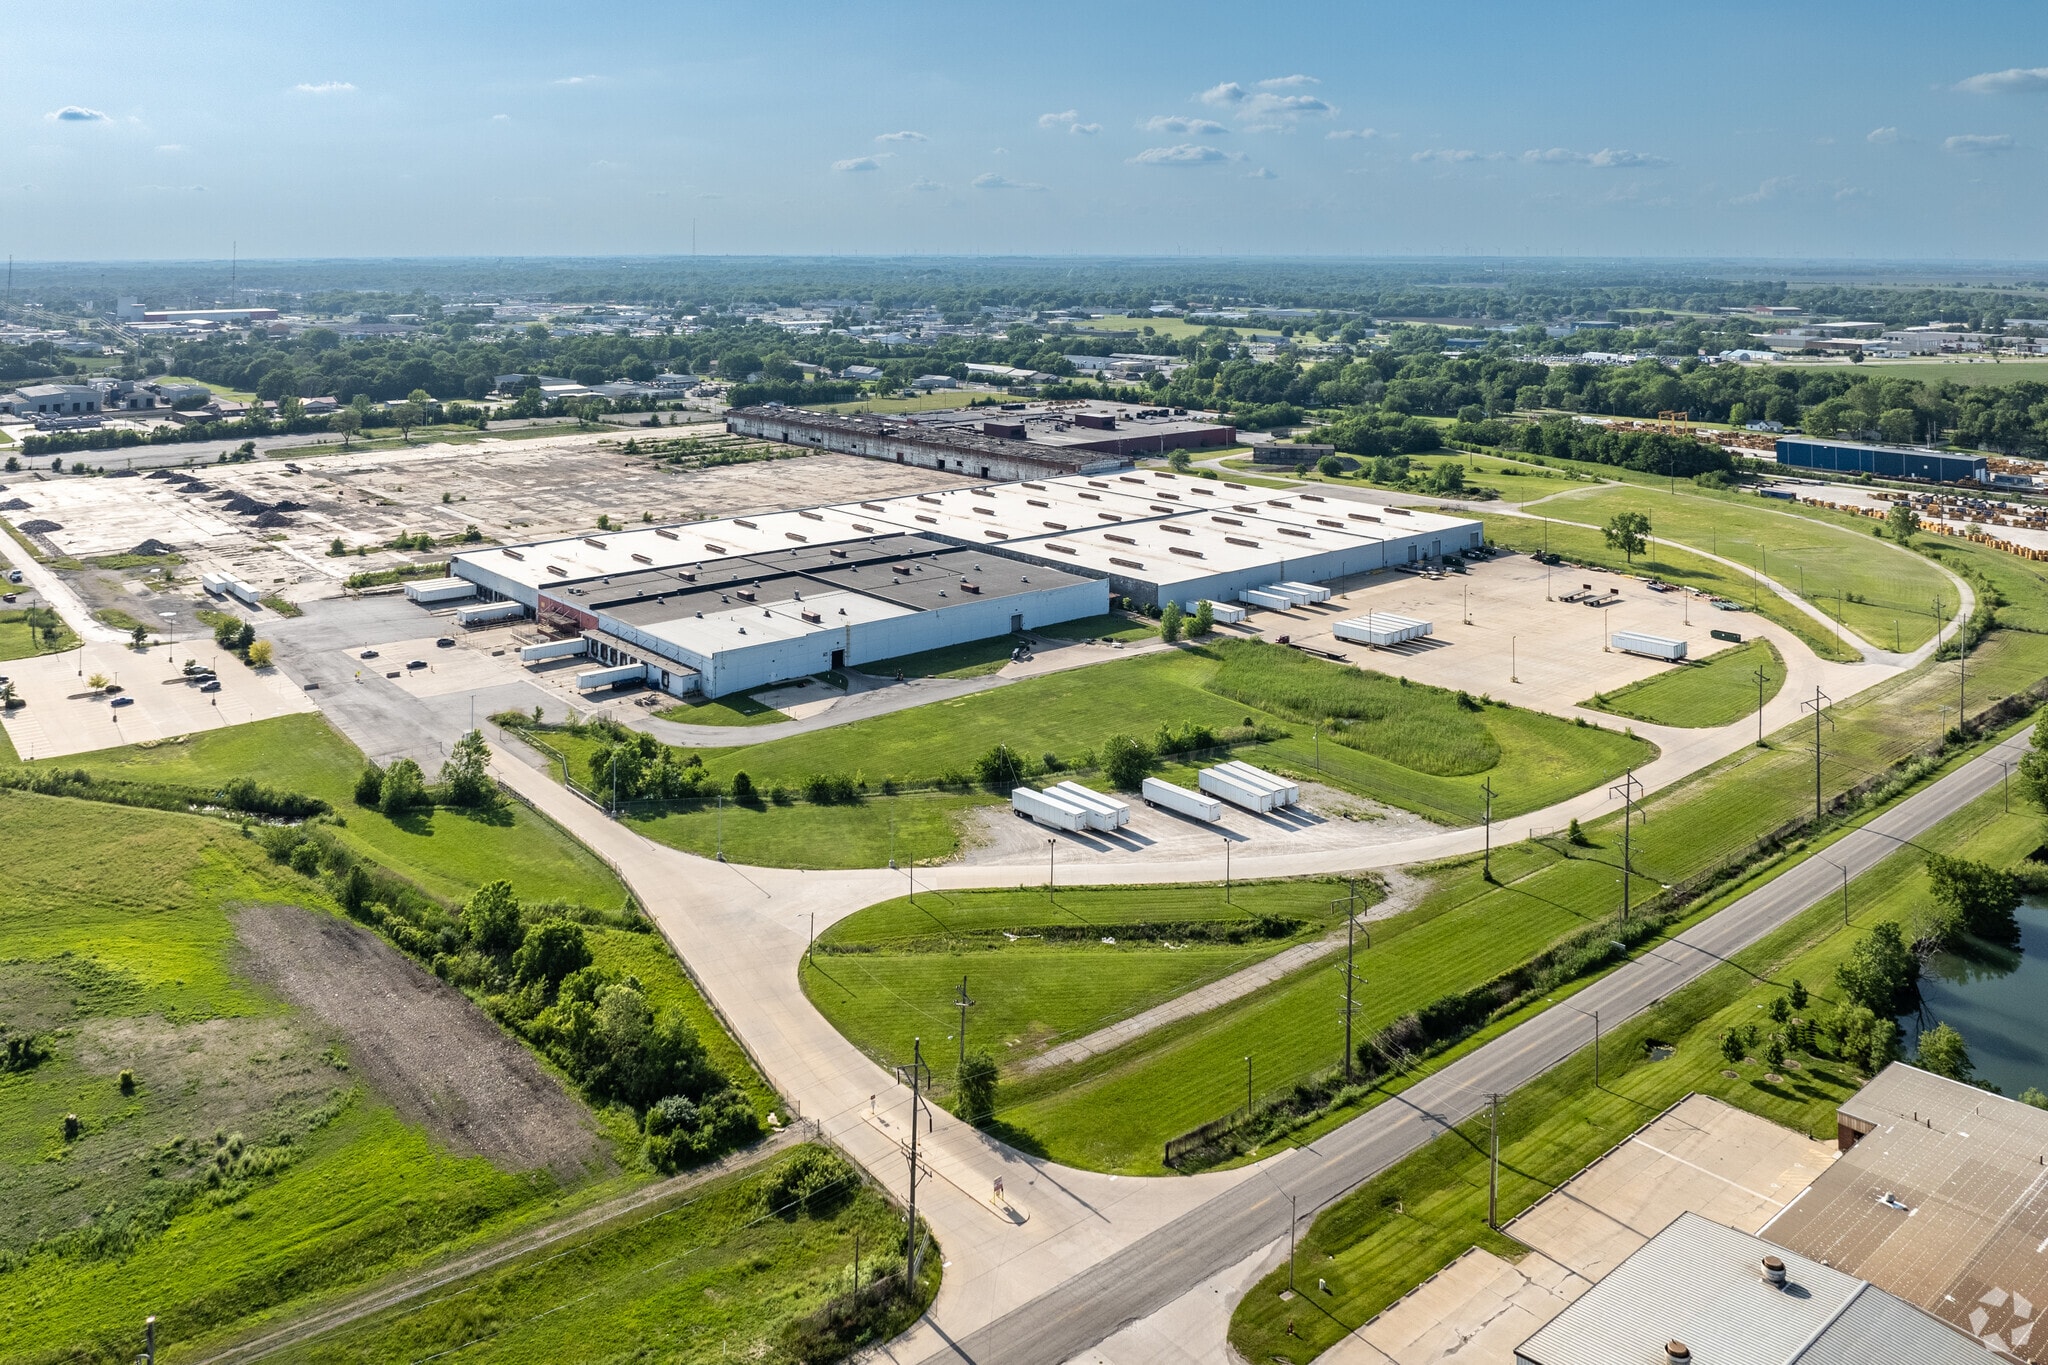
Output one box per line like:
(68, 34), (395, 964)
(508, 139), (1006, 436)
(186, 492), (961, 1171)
(146, 469), (182, 481)
(128, 538), (178, 556)
(17, 519), (61, 534)
(253, 510), (294, 528)
(0, 498), (29, 512)
(270, 499), (308, 513)
(221, 493), (270, 515)
(234, 903), (606, 1178)
(177, 479), (210, 492)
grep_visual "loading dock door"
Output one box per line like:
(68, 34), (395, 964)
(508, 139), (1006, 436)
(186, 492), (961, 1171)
(1011, 613), (1023, 633)
(831, 648), (845, 669)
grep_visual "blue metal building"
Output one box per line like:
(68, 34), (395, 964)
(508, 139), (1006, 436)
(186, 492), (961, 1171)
(1774, 437), (1986, 484)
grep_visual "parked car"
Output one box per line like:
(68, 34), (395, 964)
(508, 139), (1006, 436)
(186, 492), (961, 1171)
(110, 695), (135, 708)
(406, 659), (427, 670)
(360, 649), (379, 659)
(435, 637), (454, 648)
(199, 680), (220, 693)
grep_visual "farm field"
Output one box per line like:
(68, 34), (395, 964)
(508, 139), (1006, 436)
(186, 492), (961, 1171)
(1543, 482), (1955, 652)
(803, 878), (1375, 1091)
(1481, 513), (1862, 663)
(1586, 638), (1785, 728)
(259, 1146), (934, 1365)
(0, 792), (577, 1363)
(897, 624), (2048, 1172)
(10, 714), (627, 908)
(528, 642), (1653, 865)
(1229, 783), (2030, 1364)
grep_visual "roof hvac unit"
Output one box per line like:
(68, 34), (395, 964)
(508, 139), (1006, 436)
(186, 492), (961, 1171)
(1333, 613), (1433, 648)
(1011, 786), (1090, 831)
(1141, 777), (1222, 822)
(1612, 631), (1688, 662)
(1048, 781), (1130, 830)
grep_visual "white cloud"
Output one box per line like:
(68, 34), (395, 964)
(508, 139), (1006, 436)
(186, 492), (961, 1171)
(1143, 115), (1227, 134)
(291, 81), (355, 95)
(1412, 148), (1485, 163)
(1326, 127), (1377, 140)
(46, 105), (108, 122)
(1733, 175), (1797, 205)
(972, 172), (1044, 190)
(1038, 110), (1099, 134)
(1521, 147), (1670, 167)
(1867, 126), (1900, 144)
(910, 177), (945, 192)
(1257, 74), (1319, 89)
(1247, 166), (1277, 180)
(1130, 144), (1234, 166)
(833, 156), (883, 173)
(155, 143), (186, 153)
(1199, 82), (1248, 106)
(1199, 78), (1333, 130)
(1957, 66), (2048, 94)
(137, 183), (207, 193)
(552, 75), (599, 86)
(1946, 132), (2016, 154)
(876, 130), (927, 143)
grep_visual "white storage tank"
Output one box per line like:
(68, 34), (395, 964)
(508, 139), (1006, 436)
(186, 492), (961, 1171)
(1141, 776), (1222, 822)
(1199, 765), (1279, 814)
(1011, 786), (1091, 832)
(1217, 759), (1297, 806)
(405, 576), (480, 605)
(1333, 613), (1433, 648)
(1049, 780), (1130, 829)
(1611, 630), (1688, 662)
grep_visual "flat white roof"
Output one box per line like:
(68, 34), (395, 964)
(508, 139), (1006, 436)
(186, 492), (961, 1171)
(637, 588), (912, 657)
(859, 478), (1174, 545)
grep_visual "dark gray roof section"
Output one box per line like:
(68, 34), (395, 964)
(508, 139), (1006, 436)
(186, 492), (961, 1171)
(1513, 1213), (1989, 1365)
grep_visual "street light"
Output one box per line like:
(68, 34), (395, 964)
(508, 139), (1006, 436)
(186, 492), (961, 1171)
(1818, 855), (1850, 926)
(1547, 996), (1602, 1085)
(1047, 837), (1056, 904)
(1222, 835), (1232, 904)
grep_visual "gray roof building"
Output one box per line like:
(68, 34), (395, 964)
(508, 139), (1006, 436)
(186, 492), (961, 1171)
(1515, 1212), (1992, 1365)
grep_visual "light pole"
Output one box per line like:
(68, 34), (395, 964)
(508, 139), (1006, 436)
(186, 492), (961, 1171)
(1047, 838), (1055, 903)
(1222, 835), (1232, 904)
(1609, 769), (1643, 922)
(1819, 855), (1850, 926)
(1548, 997), (1602, 1086)
(159, 610), (176, 659)
(1244, 1054), (1253, 1114)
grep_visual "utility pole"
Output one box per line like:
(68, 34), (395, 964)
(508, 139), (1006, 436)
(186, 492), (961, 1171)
(1754, 663), (1768, 747)
(1288, 1193), (1299, 1292)
(1223, 836), (1232, 904)
(905, 1038), (930, 1287)
(1609, 769), (1643, 923)
(143, 1316), (156, 1365)
(1047, 837), (1055, 903)
(1800, 687), (1833, 822)
(956, 974), (973, 1074)
(807, 912), (815, 965)
(1245, 1054), (1253, 1114)
(1480, 777), (1495, 881)
(716, 793), (723, 861)
(1486, 1093), (1502, 1229)
(1340, 894), (1363, 1079)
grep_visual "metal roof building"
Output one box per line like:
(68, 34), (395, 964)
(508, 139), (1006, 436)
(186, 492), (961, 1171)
(1775, 437), (1988, 485)
(1514, 1212), (1991, 1365)
(1764, 1064), (2048, 1360)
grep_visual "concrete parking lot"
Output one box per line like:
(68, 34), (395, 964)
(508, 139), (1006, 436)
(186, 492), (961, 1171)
(1326, 1094), (1837, 1365)
(0, 639), (315, 759)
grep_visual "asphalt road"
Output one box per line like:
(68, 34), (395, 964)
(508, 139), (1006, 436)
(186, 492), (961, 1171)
(915, 732), (2029, 1365)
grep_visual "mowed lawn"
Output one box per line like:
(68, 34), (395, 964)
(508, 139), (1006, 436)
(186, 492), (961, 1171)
(0, 607), (78, 662)
(257, 1146), (923, 1365)
(1586, 638), (1786, 728)
(0, 793), (549, 1362)
(1229, 784), (2032, 1364)
(14, 713), (627, 908)
(803, 879), (1374, 1085)
(1544, 483), (1955, 652)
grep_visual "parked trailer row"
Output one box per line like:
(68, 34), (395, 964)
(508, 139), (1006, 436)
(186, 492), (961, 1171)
(1276, 581), (1331, 604)
(1048, 781), (1130, 830)
(1192, 599), (1247, 625)
(1141, 776), (1222, 822)
(1199, 766), (1278, 814)
(1011, 786), (1091, 832)
(1611, 630), (1688, 662)
(1217, 759), (1298, 805)
(1332, 613), (1433, 648)
(456, 601), (525, 626)
(1240, 587), (1296, 611)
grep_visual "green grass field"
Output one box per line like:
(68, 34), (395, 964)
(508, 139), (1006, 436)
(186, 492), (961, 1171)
(534, 643), (1652, 856)
(1482, 513), (1863, 663)
(655, 689), (792, 727)
(1229, 782), (2033, 1364)
(257, 1146), (930, 1365)
(1541, 483), (1956, 652)
(865, 635), (1022, 680)
(617, 790), (991, 869)
(817, 391), (1001, 415)
(1585, 638), (1786, 728)
(1034, 612), (1160, 644)
(19, 715), (626, 908)
(0, 607), (79, 661)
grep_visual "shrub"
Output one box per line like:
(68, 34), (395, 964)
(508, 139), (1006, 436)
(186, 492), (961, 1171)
(731, 770), (755, 802)
(463, 879), (523, 956)
(761, 1146), (858, 1219)
(804, 772), (860, 805)
(245, 639), (274, 668)
(643, 1088), (761, 1171)
(1191, 599), (1214, 637)
(353, 765), (385, 807)
(974, 743), (1026, 790)
(1100, 733), (1154, 790)
(378, 757), (427, 814)
(1916, 1021), (1974, 1082)
(1834, 921), (1917, 1015)
(1160, 600), (1184, 643)
(513, 918), (592, 996)
(957, 1051), (998, 1125)
(1789, 978), (1808, 1011)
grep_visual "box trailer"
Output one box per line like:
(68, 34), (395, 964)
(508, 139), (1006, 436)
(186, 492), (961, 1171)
(1011, 786), (1091, 832)
(456, 600), (525, 626)
(1049, 781), (1130, 829)
(1192, 599), (1247, 625)
(1217, 759), (1298, 805)
(1275, 581), (1331, 604)
(1141, 776), (1223, 822)
(520, 638), (588, 663)
(199, 572), (228, 596)
(1240, 587), (1296, 611)
(1199, 765), (1280, 814)
(225, 577), (262, 606)
(404, 576), (479, 605)
(1332, 613), (1433, 648)
(576, 663), (646, 691)
(1611, 630), (1688, 662)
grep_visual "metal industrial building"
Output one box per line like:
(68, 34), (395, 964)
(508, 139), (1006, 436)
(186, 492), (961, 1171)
(1775, 436), (1988, 484)
(447, 469), (1481, 697)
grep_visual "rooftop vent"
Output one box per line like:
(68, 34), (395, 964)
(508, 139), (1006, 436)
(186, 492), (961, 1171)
(862, 502), (885, 511)
(502, 548), (525, 560)
(917, 494), (942, 505)
(801, 610), (822, 623)
(1224, 482), (1246, 490)
(786, 532), (807, 542)
(1762, 1256), (1787, 1288)
(583, 537), (606, 548)
(1225, 536), (1259, 548)
(1109, 557), (1143, 569)
(1044, 542), (1077, 555)
(734, 518), (757, 529)
(1278, 527), (1311, 538)
(798, 509), (823, 520)
(1667, 1343), (1691, 1365)
(705, 542), (726, 553)
(1027, 499), (1050, 508)
(1301, 493), (1325, 502)
(1169, 546), (1204, 558)
(1105, 533), (1136, 545)
(654, 528), (678, 540)
(1348, 512), (1382, 524)
(632, 552), (653, 564)
(853, 522), (874, 532)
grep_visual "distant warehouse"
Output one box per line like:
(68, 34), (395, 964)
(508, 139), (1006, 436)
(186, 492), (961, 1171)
(1775, 437), (1986, 485)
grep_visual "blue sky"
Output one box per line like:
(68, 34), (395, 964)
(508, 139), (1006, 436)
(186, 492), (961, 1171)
(7, 0), (2048, 261)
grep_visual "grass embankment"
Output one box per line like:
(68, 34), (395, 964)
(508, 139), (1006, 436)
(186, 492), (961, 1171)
(820, 625), (2048, 1173)
(861, 615), (1160, 681)
(1484, 512), (1862, 663)
(0, 607), (79, 661)
(1541, 482), (1957, 653)
(1586, 639), (1786, 728)
(260, 1147), (937, 1365)
(534, 643), (1649, 865)
(655, 689), (792, 727)
(0, 793), (548, 1361)
(1228, 783), (2035, 1364)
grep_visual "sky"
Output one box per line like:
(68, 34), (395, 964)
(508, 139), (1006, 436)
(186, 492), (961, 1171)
(6, 0), (2048, 263)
